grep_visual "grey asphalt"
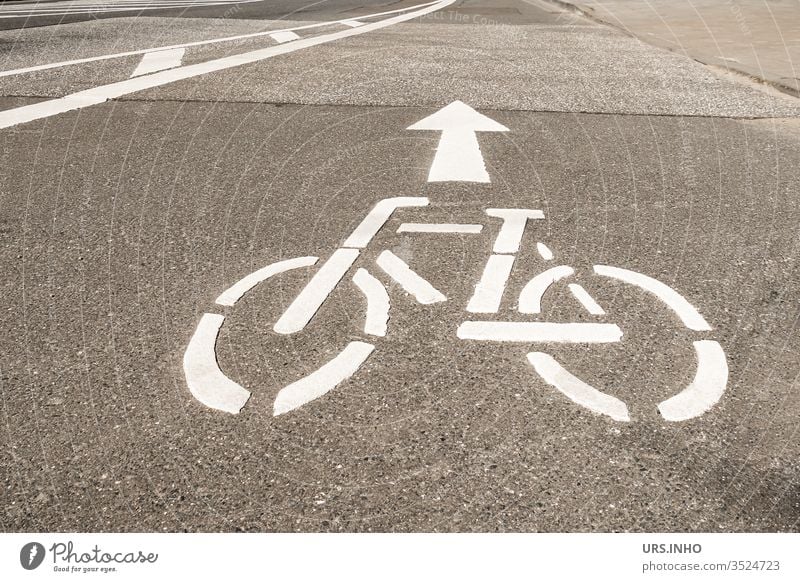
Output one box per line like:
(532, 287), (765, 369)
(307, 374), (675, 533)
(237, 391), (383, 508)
(1, 0), (800, 532)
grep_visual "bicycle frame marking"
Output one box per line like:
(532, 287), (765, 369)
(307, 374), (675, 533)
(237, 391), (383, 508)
(183, 197), (728, 422)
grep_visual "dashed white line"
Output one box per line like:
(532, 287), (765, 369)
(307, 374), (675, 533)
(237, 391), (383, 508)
(0, 0), (455, 129)
(273, 341), (375, 416)
(340, 19), (364, 27)
(269, 30), (301, 44)
(377, 250), (446, 304)
(130, 48), (185, 78)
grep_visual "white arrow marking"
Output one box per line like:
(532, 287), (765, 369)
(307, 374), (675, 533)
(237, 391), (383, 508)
(131, 48), (185, 78)
(407, 100), (508, 183)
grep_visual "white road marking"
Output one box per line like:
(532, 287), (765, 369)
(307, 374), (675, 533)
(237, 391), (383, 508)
(397, 223), (483, 234)
(352, 268), (390, 337)
(518, 265), (575, 314)
(593, 265), (712, 331)
(343, 197), (429, 248)
(658, 340), (728, 421)
(377, 250), (446, 304)
(0, 1), (443, 78)
(273, 248), (359, 335)
(407, 100), (508, 183)
(340, 19), (364, 27)
(214, 256), (318, 307)
(130, 48), (185, 78)
(0, 0), (455, 129)
(537, 242), (554, 261)
(527, 352), (630, 422)
(269, 30), (301, 44)
(0, 0), (259, 18)
(466, 253), (515, 313)
(273, 341), (375, 416)
(457, 321), (623, 343)
(568, 283), (605, 315)
(485, 208), (544, 254)
(183, 313), (250, 414)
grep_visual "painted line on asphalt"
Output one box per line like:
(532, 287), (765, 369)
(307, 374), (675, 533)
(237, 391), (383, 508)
(528, 352), (630, 422)
(593, 265), (712, 331)
(215, 256), (318, 307)
(273, 248), (359, 335)
(352, 268), (390, 337)
(568, 283), (605, 315)
(518, 265), (575, 314)
(466, 253), (515, 313)
(377, 250), (446, 304)
(183, 313), (251, 414)
(456, 321), (623, 343)
(130, 47), (185, 77)
(340, 19), (364, 28)
(0, 0), (442, 78)
(0, 0), (452, 119)
(269, 30), (301, 44)
(486, 208), (544, 254)
(658, 340), (728, 421)
(343, 197), (429, 248)
(273, 341), (375, 416)
(537, 242), (554, 261)
(397, 223), (483, 234)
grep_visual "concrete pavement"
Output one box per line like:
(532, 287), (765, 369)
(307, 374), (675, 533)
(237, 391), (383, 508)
(1, 0), (799, 532)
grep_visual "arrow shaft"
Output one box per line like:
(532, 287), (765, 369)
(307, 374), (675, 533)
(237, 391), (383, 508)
(428, 128), (490, 183)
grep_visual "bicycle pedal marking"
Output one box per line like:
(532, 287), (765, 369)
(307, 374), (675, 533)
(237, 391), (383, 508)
(182, 197), (729, 423)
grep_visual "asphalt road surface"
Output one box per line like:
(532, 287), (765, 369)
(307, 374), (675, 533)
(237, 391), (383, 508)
(2, 0), (800, 532)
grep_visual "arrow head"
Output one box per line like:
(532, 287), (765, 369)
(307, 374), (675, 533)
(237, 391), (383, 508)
(407, 100), (509, 132)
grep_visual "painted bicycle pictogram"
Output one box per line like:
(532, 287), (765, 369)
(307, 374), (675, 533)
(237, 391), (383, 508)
(184, 197), (728, 422)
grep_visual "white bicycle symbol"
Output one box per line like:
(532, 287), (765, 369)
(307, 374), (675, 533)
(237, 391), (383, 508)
(184, 197), (728, 422)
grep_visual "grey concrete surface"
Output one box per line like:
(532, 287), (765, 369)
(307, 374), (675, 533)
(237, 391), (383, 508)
(551, 0), (800, 96)
(1, 0), (800, 532)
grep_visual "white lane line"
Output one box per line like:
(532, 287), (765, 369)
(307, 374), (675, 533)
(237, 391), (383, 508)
(485, 208), (544, 254)
(457, 321), (623, 343)
(273, 248), (359, 335)
(377, 250), (446, 304)
(658, 340), (728, 421)
(352, 268), (390, 337)
(593, 265), (712, 331)
(131, 47), (185, 78)
(340, 19), (364, 27)
(407, 101), (508, 183)
(466, 253), (515, 313)
(518, 265), (575, 314)
(0, 1), (443, 79)
(568, 283), (605, 315)
(397, 223), (483, 234)
(343, 197), (429, 248)
(215, 256), (318, 307)
(537, 242), (554, 261)
(0, 0), (455, 128)
(269, 30), (301, 43)
(0, 2), (256, 18)
(527, 352), (630, 422)
(273, 341), (375, 416)
(183, 313), (250, 414)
